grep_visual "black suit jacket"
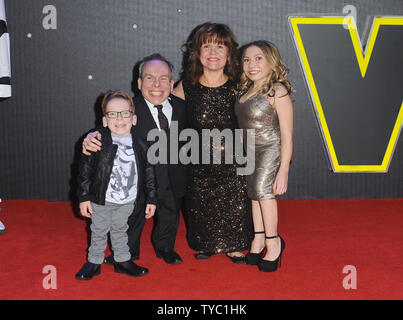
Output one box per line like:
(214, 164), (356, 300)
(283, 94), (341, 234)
(132, 94), (187, 198)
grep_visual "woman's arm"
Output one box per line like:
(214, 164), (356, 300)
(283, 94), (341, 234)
(271, 84), (293, 195)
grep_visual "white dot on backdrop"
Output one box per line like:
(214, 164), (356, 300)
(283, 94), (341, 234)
(177, 8), (183, 14)
(132, 24), (138, 29)
(88, 75), (93, 80)
(27, 33), (32, 38)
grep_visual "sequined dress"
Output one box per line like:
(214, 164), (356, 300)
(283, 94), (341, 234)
(183, 79), (253, 253)
(234, 92), (281, 200)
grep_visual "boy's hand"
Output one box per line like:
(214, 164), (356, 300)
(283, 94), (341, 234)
(145, 204), (156, 219)
(79, 201), (93, 218)
(82, 131), (102, 156)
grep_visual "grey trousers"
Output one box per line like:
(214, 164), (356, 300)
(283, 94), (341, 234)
(88, 202), (134, 264)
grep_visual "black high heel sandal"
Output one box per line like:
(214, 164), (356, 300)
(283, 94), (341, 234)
(245, 231), (266, 265)
(257, 234), (285, 272)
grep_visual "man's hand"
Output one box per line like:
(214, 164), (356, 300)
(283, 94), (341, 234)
(145, 204), (156, 219)
(82, 131), (102, 156)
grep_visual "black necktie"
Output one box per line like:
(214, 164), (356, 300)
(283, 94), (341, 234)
(154, 104), (169, 132)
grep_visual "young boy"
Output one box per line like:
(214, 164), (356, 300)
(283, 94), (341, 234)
(76, 90), (157, 280)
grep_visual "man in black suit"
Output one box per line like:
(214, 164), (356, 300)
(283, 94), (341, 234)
(82, 54), (186, 265)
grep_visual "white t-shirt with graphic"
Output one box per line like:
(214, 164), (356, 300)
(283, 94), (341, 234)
(105, 133), (138, 204)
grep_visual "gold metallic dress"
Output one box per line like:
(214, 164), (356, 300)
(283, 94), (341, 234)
(234, 93), (281, 200)
(183, 79), (253, 253)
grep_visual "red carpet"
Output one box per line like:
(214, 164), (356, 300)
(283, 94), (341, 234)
(0, 198), (402, 300)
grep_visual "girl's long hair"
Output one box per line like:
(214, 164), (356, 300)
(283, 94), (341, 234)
(239, 40), (293, 97)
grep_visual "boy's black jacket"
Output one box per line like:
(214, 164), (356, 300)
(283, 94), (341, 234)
(77, 126), (157, 206)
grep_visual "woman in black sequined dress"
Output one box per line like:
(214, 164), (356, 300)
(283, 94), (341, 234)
(174, 23), (253, 261)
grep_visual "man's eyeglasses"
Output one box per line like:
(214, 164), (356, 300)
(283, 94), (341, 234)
(105, 110), (134, 119)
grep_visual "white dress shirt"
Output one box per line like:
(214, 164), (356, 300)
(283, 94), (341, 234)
(143, 97), (173, 130)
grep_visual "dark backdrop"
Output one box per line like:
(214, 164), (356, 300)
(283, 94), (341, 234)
(1, 0), (402, 200)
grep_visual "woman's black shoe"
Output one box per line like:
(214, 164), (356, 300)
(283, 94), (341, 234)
(194, 251), (213, 260)
(225, 253), (245, 264)
(75, 262), (101, 280)
(258, 235), (285, 272)
(245, 248), (265, 265)
(245, 231), (266, 265)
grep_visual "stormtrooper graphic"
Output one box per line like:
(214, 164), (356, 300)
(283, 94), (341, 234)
(106, 135), (138, 204)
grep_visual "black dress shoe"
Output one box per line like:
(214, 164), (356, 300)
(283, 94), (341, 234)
(103, 255), (114, 265)
(103, 254), (139, 265)
(75, 262), (101, 280)
(194, 251), (213, 260)
(156, 250), (183, 265)
(114, 260), (148, 277)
